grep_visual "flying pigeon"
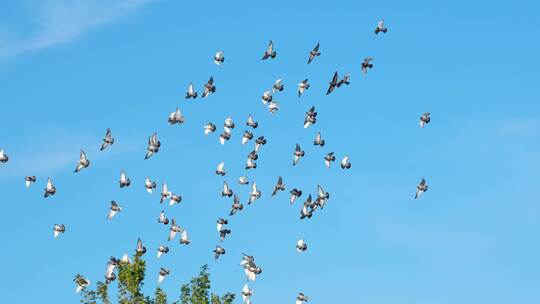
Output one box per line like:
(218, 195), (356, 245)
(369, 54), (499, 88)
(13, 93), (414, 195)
(242, 131), (254, 145)
(158, 210), (169, 225)
(304, 106), (317, 128)
(204, 122), (217, 135)
(219, 228), (231, 242)
(261, 91), (272, 105)
(293, 144), (305, 166)
(105, 257), (118, 284)
(261, 40), (276, 60)
(224, 117), (235, 133)
(136, 238), (147, 256)
(324, 152), (336, 168)
(267, 101), (279, 113)
(74, 275), (90, 293)
(248, 150), (259, 161)
(254, 136), (267, 152)
(216, 162), (226, 176)
(272, 79), (284, 92)
(361, 57), (374, 74)
(415, 178), (428, 199)
(217, 218), (228, 232)
(246, 157), (257, 170)
(158, 268), (170, 284)
(74, 149), (90, 172)
(242, 284), (253, 304)
(100, 128), (114, 151)
(220, 131), (232, 145)
(374, 19), (388, 34)
(296, 238), (307, 252)
(25, 176), (36, 188)
(290, 188), (302, 204)
(168, 107), (184, 125)
(180, 230), (191, 245)
(186, 82), (198, 99)
(326, 71), (340, 95)
(316, 185), (330, 209)
(222, 181), (233, 197)
(157, 245), (169, 258)
(246, 115), (258, 128)
(44, 177), (56, 198)
(168, 219), (184, 241)
(119, 170), (131, 188)
(300, 196), (313, 219)
(271, 176), (285, 196)
(169, 193), (182, 206)
(214, 51), (225, 65)
(107, 201), (122, 220)
(145, 132), (161, 160)
(120, 254), (131, 264)
(145, 177), (156, 194)
(297, 79), (310, 97)
(160, 183), (171, 203)
(340, 156), (352, 169)
(0, 149), (8, 163)
(307, 43), (321, 64)
(53, 224), (65, 238)
(239, 176), (249, 185)
(296, 293), (309, 304)
(313, 132), (325, 147)
(230, 194), (244, 216)
(202, 77), (216, 98)
(248, 182), (261, 204)
(214, 245), (226, 260)
(420, 112), (431, 128)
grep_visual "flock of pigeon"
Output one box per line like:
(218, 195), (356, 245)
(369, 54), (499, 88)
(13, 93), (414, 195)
(1, 19), (433, 304)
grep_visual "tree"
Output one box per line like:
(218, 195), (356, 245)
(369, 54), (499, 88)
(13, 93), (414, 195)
(76, 256), (234, 304)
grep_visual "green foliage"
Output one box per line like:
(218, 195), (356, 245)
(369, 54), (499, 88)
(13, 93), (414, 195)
(75, 258), (234, 304)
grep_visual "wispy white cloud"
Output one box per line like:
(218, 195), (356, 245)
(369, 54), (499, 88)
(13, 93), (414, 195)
(0, 0), (153, 59)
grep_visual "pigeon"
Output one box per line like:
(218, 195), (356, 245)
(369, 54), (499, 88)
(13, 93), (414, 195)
(204, 122), (217, 135)
(420, 112), (431, 128)
(248, 150), (259, 161)
(53, 224), (65, 238)
(224, 117), (235, 133)
(214, 246), (226, 260)
(202, 77), (216, 98)
(168, 107), (184, 125)
(100, 128), (114, 151)
(44, 177), (56, 198)
(296, 238), (307, 252)
(242, 131), (254, 145)
(272, 78), (284, 92)
(326, 71), (340, 95)
(145, 177), (157, 194)
(272, 176), (285, 196)
(216, 162), (226, 176)
(230, 194), (244, 216)
(293, 144), (305, 166)
(145, 132), (161, 160)
(261, 91), (273, 105)
(214, 51), (225, 65)
(217, 218), (228, 232)
(415, 178), (428, 199)
(180, 230), (191, 245)
(296, 293), (309, 304)
(248, 182), (261, 204)
(316, 185), (330, 209)
(186, 82), (198, 99)
(160, 183), (171, 203)
(120, 254), (131, 264)
(25, 176), (36, 188)
(74, 275), (90, 293)
(220, 131), (232, 145)
(74, 149), (90, 172)
(246, 115), (258, 128)
(119, 170), (131, 188)
(219, 228), (231, 242)
(158, 210), (169, 225)
(105, 257), (118, 284)
(307, 43), (321, 64)
(246, 157), (257, 170)
(300, 196), (313, 220)
(374, 19), (388, 34)
(339, 74), (351, 86)
(304, 106), (317, 128)
(107, 201), (122, 220)
(361, 57), (374, 74)
(313, 132), (325, 147)
(169, 193), (182, 206)
(136, 238), (147, 256)
(254, 136), (267, 152)
(244, 264), (262, 282)
(240, 253), (255, 268)
(242, 283), (253, 304)
(157, 245), (169, 258)
(267, 101), (279, 114)
(297, 79), (310, 97)
(261, 40), (276, 60)
(290, 188), (302, 204)
(0, 149), (8, 163)
(168, 219), (184, 241)
(239, 176), (249, 185)
(221, 181), (233, 197)
(324, 152), (336, 168)
(158, 268), (170, 284)
(340, 156), (352, 169)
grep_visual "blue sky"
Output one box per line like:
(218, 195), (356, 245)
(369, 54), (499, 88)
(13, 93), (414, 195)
(0, 0), (539, 303)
